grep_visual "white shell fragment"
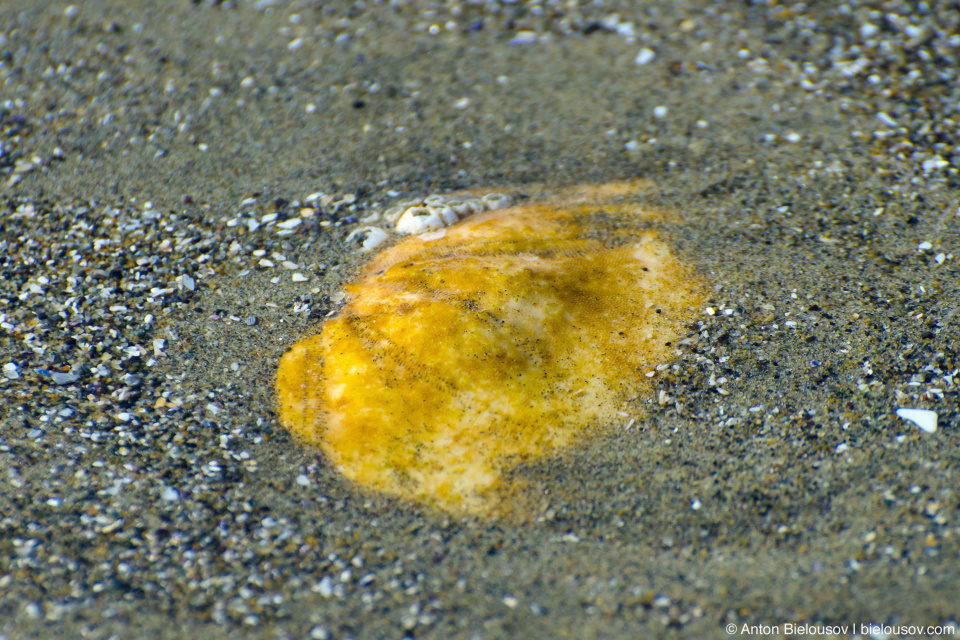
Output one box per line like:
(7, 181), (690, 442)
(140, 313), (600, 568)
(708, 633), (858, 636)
(896, 408), (938, 434)
(391, 192), (512, 236)
(395, 206), (451, 235)
(344, 226), (389, 251)
(345, 192), (515, 253)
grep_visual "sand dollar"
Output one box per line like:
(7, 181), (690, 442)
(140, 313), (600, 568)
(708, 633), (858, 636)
(276, 181), (707, 514)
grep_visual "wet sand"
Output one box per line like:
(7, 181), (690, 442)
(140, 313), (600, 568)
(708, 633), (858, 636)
(1, 1), (958, 638)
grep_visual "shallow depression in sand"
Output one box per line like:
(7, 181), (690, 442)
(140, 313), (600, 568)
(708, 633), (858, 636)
(275, 181), (708, 514)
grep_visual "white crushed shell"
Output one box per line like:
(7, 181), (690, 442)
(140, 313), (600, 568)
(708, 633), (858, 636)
(510, 31), (537, 45)
(391, 192), (512, 236)
(314, 576), (334, 597)
(418, 229), (447, 242)
(395, 205), (451, 235)
(344, 226), (389, 251)
(176, 274), (196, 291)
(922, 155), (949, 173)
(292, 273), (309, 282)
(635, 47), (656, 65)
(875, 111), (897, 127)
(277, 218), (302, 230)
(896, 408), (937, 434)
(51, 371), (79, 385)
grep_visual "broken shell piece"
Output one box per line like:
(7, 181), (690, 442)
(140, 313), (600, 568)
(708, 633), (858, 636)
(896, 408), (938, 434)
(445, 198), (481, 217)
(431, 203), (458, 225)
(345, 226), (389, 251)
(390, 192), (515, 236)
(395, 206), (452, 235)
(383, 199), (420, 223)
(481, 193), (512, 210)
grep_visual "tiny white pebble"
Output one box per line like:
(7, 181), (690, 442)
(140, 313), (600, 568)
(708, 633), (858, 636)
(922, 156), (950, 173)
(288, 38), (304, 51)
(292, 273), (309, 282)
(876, 111), (898, 127)
(785, 132), (802, 143)
(510, 31), (537, 45)
(176, 274), (196, 291)
(635, 47), (656, 65)
(653, 105), (668, 119)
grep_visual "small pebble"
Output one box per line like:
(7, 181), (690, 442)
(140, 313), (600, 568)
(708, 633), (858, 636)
(635, 47), (656, 65)
(51, 371), (79, 385)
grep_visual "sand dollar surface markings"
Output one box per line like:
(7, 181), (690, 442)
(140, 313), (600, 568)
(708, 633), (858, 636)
(275, 181), (708, 514)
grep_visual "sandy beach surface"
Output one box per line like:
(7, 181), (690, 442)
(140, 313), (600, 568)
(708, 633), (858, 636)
(1, 1), (958, 638)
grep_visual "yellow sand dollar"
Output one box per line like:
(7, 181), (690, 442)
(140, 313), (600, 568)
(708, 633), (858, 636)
(276, 182), (707, 514)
